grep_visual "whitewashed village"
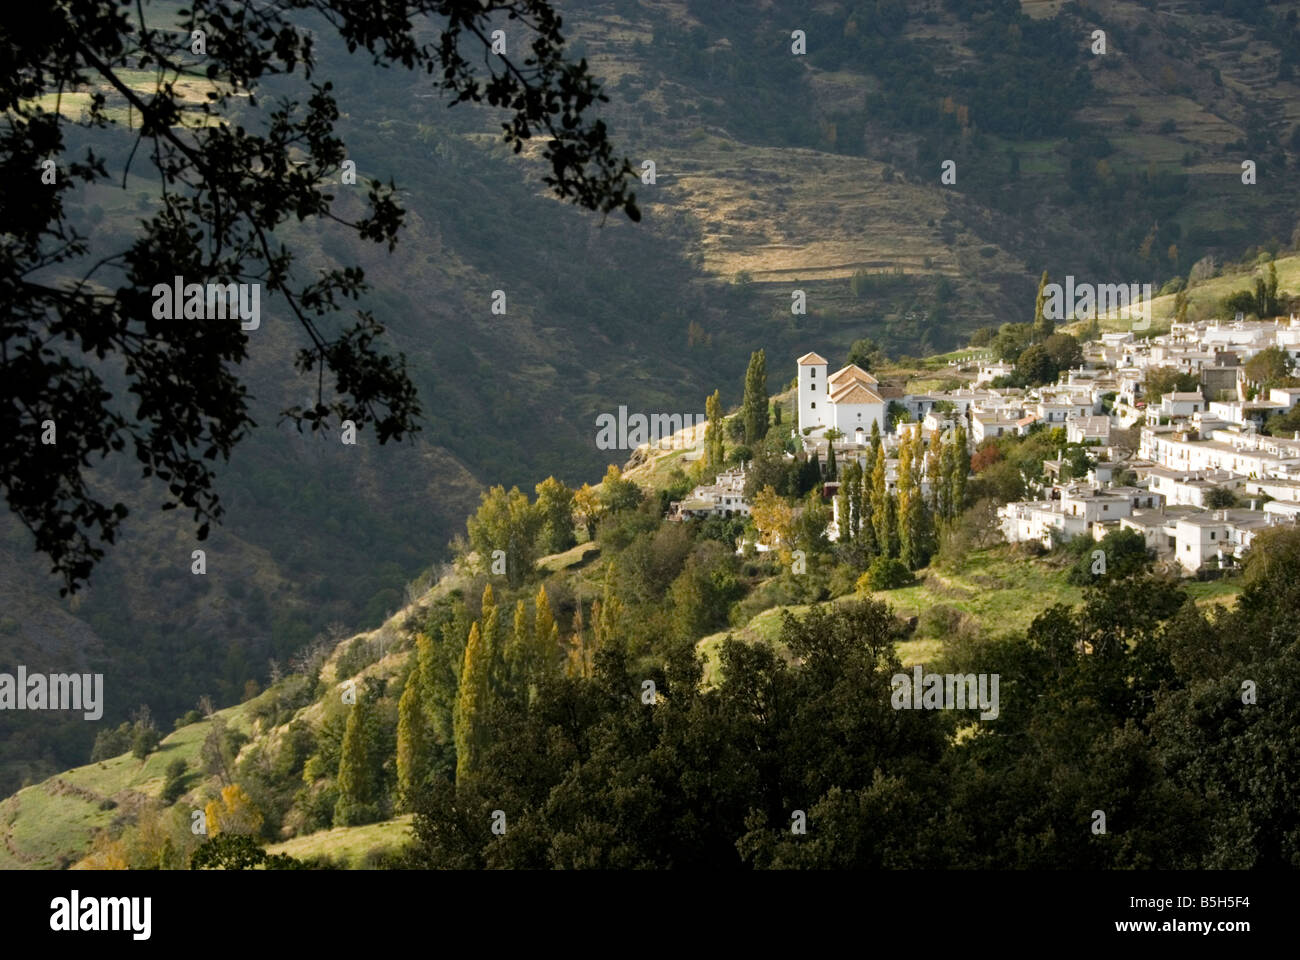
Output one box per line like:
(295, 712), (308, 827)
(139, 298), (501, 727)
(666, 314), (1300, 576)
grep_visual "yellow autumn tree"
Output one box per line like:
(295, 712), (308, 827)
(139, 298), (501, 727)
(73, 830), (129, 870)
(533, 584), (560, 682)
(573, 482), (603, 540)
(396, 633), (432, 807)
(750, 485), (795, 565)
(453, 621), (490, 784)
(204, 782), (263, 837)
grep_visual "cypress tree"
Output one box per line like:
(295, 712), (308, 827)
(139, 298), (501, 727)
(836, 464), (853, 543)
(871, 446), (895, 558)
(705, 389), (725, 468)
(845, 462), (861, 540)
(805, 451), (822, 492)
(742, 349), (769, 444)
(826, 441), (837, 481)
(859, 445), (878, 556)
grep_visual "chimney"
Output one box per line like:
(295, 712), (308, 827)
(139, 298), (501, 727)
(1250, 500), (1257, 511)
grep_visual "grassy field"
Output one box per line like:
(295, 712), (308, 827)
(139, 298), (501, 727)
(266, 815), (414, 867)
(695, 545), (1243, 686)
(0, 699), (256, 869)
(1062, 255), (1300, 336)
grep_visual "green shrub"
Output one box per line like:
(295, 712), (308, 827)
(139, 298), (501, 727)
(858, 557), (912, 592)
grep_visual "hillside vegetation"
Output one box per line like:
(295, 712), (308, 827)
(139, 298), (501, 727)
(8, 0), (1300, 810)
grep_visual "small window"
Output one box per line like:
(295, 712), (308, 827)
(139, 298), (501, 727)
(810, 369), (816, 378)
(1103, 504), (1109, 512)
(810, 402), (816, 409)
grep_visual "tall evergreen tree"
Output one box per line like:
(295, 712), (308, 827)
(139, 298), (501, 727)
(910, 430), (936, 567)
(705, 389), (725, 469)
(803, 451), (822, 492)
(871, 447), (896, 558)
(952, 425), (970, 516)
(742, 349), (770, 444)
(938, 431), (957, 521)
(859, 445), (878, 556)
(335, 692), (376, 825)
(395, 646), (429, 808)
(845, 462), (861, 541)
(835, 463), (854, 543)
(825, 441), (837, 481)
(924, 444), (941, 516)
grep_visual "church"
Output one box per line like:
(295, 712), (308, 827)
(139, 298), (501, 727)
(797, 352), (886, 443)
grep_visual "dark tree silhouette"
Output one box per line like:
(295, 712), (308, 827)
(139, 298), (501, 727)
(1, 0), (638, 592)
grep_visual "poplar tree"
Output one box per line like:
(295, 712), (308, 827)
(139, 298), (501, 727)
(396, 631), (439, 801)
(453, 622), (490, 784)
(396, 658), (428, 808)
(924, 444), (942, 516)
(825, 441), (837, 481)
(705, 389), (725, 468)
(897, 428), (916, 568)
(504, 599), (532, 701)
(479, 583), (502, 697)
(533, 585), (561, 689)
(952, 425), (970, 516)
(742, 349), (770, 444)
(336, 693), (375, 824)
(938, 432), (957, 521)
(871, 447), (896, 558)
(431, 601), (470, 750)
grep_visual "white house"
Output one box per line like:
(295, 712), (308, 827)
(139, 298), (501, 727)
(1067, 416), (1111, 445)
(1160, 391), (1206, 418)
(668, 467), (751, 521)
(976, 361), (1016, 385)
(797, 352), (886, 443)
(1172, 509), (1276, 574)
